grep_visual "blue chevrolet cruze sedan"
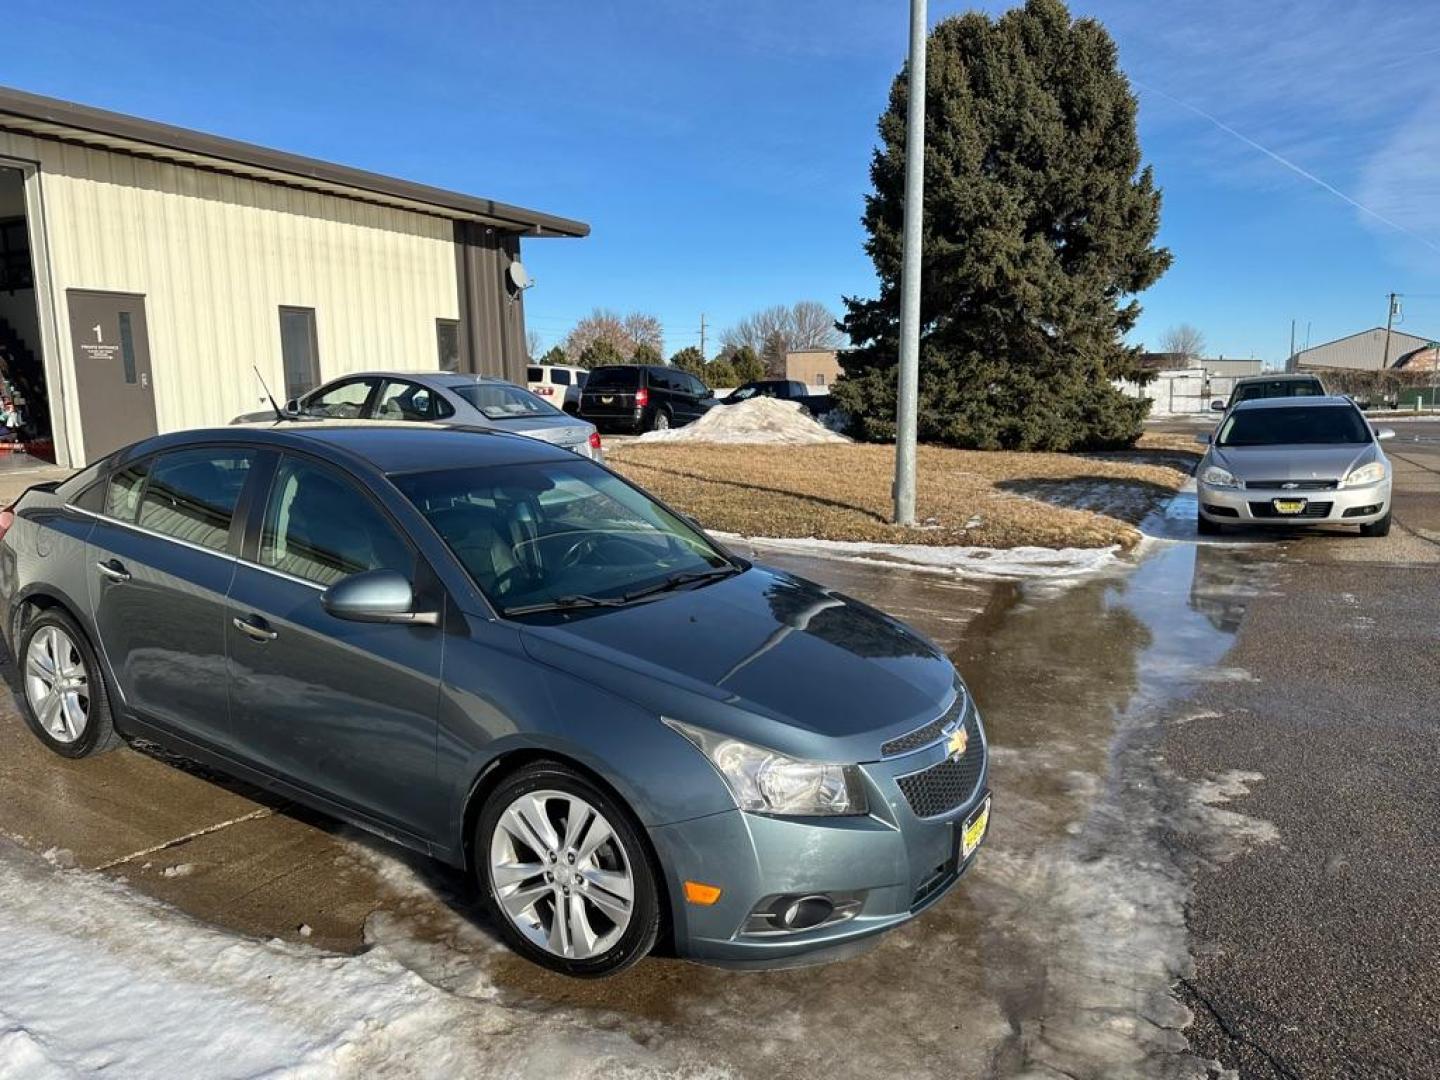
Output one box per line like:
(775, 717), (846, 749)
(0, 423), (990, 976)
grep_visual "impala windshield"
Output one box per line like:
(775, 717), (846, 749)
(1217, 405), (1370, 447)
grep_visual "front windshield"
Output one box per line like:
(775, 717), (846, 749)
(394, 460), (734, 615)
(1217, 405), (1371, 447)
(450, 383), (561, 421)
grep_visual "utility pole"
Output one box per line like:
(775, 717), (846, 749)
(893, 0), (927, 526)
(1383, 292), (1401, 369)
(699, 314), (707, 361)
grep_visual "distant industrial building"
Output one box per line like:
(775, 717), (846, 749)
(783, 348), (843, 389)
(1138, 353), (1263, 378)
(1287, 327), (1437, 373)
(0, 86), (586, 466)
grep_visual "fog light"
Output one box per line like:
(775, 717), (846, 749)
(778, 895), (834, 930)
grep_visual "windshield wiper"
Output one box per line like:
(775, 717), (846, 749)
(620, 565), (741, 603)
(502, 594), (631, 616)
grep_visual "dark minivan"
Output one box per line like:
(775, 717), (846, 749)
(579, 365), (714, 433)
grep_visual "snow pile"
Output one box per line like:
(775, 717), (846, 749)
(637, 397), (848, 445)
(717, 532), (1120, 580)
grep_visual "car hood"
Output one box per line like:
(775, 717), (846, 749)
(1209, 443), (1377, 481)
(519, 566), (956, 763)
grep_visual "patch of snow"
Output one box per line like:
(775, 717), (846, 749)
(161, 863), (195, 879)
(0, 839), (728, 1079)
(636, 397), (847, 445)
(716, 531), (1120, 580)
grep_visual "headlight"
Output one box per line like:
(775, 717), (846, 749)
(1200, 465), (1239, 488)
(1341, 461), (1386, 487)
(663, 719), (868, 816)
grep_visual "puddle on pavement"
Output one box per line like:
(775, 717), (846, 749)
(349, 540), (1287, 1078)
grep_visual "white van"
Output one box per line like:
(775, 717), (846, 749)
(526, 364), (589, 414)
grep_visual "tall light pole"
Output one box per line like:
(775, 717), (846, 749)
(893, 0), (927, 526)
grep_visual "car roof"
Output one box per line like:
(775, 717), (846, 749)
(151, 421), (575, 474)
(321, 370), (516, 387)
(1234, 373), (1322, 384)
(1229, 394), (1354, 412)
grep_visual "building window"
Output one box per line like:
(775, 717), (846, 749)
(279, 306), (320, 403)
(815, 372), (826, 387)
(436, 319), (460, 373)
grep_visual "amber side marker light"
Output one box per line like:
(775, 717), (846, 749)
(683, 881), (723, 905)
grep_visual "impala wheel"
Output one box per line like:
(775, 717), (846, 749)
(478, 762), (660, 976)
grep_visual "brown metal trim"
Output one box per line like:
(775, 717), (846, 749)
(0, 84), (589, 239)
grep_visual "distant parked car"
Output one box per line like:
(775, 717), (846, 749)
(527, 363), (589, 414)
(1211, 373), (1326, 413)
(724, 379), (836, 418)
(232, 371), (602, 461)
(579, 365), (715, 433)
(1195, 395), (1394, 536)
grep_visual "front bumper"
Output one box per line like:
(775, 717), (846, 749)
(1198, 479), (1390, 525)
(649, 709), (990, 966)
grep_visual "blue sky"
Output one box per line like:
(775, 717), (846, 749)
(7, 0), (1440, 364)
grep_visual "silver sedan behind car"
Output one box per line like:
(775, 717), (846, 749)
(1196, 395), (1394, 536)
(234, 370), (603, 461)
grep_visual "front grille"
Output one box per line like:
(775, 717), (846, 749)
(895, 711), (986, 819)
(1248, 500), (1333, 519)
(1244, 479), (1337, 491)
(882, 687), (967, 757)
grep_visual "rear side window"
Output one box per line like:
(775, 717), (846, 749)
(260, 457), (413, 586)
(135, 448), (256, 550)
(551, 369), (571, 386)
(105, 461), (150, 521)
(584, 367), (640, 390)
(527, 366), (543, 382)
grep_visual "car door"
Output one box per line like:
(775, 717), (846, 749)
(370, 378), (446, 423)
(86, 445), (259, 751)
(297, 377), (379, 419)
(225, 452), (445, 842)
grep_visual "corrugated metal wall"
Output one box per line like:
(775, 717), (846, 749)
(1290, 328), (1432, 372)
(454, 221), (526, 380)
(0, 129), (462, 464)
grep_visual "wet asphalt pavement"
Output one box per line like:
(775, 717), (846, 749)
(0, 421), (1437, 1077)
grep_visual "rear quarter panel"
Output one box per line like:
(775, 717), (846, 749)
(1, 496), (97, 653)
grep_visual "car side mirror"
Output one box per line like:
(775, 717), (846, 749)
(1194, 432), (1211, 445)
(321, 569), (438, 625)
(284, 398), (299, 413)
(1210, 400), (1226, 411)
(1375, 427), (1396, 441)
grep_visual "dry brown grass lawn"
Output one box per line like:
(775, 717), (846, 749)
(610, 436), (1199, 550)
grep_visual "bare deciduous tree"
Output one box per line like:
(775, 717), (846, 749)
(720, 301), (842, 375)
(563, 308), (665, 362)
(1159, 324), (1206, 361)
(525, 329), (543, 360)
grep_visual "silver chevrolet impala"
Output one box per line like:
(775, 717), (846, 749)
(1196, 395), (1395, 536)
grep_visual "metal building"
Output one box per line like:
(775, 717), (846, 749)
(1287, 327), (1435, 373)
(0, 86), (587, 466)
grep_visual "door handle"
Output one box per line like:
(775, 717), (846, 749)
(96, 559), (131, 583)
(232, 615), (278, 643)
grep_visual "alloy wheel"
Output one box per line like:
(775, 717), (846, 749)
(25, 624), (90, 744)
(489, 789), (635, 960)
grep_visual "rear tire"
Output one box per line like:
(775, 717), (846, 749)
(476, 761), (661, 978)
(17, 609), (122, 758)
(1197, 513), (1223, 536)
(1360, 510), (1392, 537)
(649, 408), (672, 433)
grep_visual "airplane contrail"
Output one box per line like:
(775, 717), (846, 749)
(1134, 79), (1440, 255)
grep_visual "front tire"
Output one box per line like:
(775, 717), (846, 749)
(17, 609), (121, 758)
(1197, 512), (1223, 536)
(1360, 509), (1392, 537)
(477, 761), (661, 977)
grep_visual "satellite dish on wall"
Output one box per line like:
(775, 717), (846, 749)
(508, 261), (534, 291)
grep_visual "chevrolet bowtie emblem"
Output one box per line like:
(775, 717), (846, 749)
(947, 727), (969, 759)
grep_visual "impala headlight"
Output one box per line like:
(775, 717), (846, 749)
(1200, 465), (1239, 489)
(664, 719), (868, 816)
(1341, 461), (1386, 487)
